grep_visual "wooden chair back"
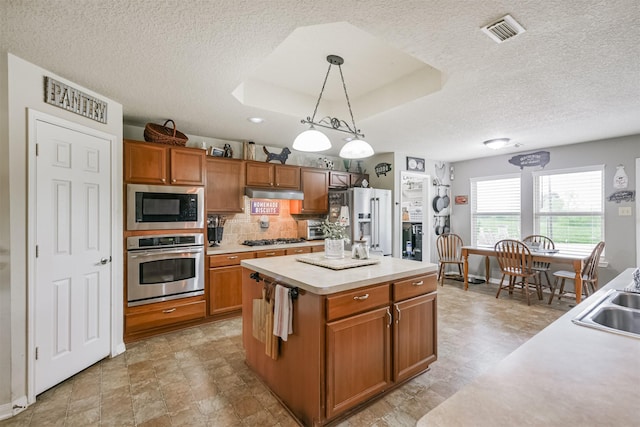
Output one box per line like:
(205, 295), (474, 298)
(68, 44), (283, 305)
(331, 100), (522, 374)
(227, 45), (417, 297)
(494, 239), (533, 277)
(436, 233), (463, 262)
(522, 234), (555, 269)
(582, 241), (605, 284)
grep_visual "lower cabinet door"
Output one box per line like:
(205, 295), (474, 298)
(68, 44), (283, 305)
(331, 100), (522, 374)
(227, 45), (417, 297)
(209, 265), (243, 315)
(393, 292), (437, 382)
(326, 306), (392, 419)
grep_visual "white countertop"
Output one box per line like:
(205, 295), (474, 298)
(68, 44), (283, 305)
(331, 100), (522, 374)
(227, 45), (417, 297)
(207, 240), (325, 256)
(241, 253), (438, 295)
(417, 268), (640, 427)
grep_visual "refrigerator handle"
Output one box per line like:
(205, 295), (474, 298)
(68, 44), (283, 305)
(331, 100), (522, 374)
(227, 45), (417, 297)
(370, 198), (376, 248)
(374, 197), (380, 248)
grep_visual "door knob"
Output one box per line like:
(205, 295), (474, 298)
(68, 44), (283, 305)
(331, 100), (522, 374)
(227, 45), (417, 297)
(99, 256), (112, 265)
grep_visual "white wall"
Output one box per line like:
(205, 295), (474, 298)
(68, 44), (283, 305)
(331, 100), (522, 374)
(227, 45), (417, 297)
(0, 53), (123, 419)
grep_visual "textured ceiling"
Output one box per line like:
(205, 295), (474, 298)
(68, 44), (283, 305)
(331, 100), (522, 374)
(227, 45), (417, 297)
(2, 0), (640, 162)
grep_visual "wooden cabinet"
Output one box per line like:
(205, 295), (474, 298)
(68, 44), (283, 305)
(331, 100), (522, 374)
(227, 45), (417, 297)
(392, 273), (437, 382)
(299, 168), (329, 214)
(245, 161), (300, 189)
(242, 269), (437, 426)
(285, 246), (312, 255)
(329, 171), (351, 189)
(326, 306), (391, 419)
(393, 292), (437, 382)
(208, 252), (255, 316)
(350, 173), (369, 188)
(311, 244), (325, 253)
(255, 249), (286, 258)
(206, 157), (245, 213)
(124, 296), (206, 340)
(124, 139), (205, 185)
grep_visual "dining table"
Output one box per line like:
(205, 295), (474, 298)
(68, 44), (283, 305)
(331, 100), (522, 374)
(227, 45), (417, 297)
(461, 245), (588, 303)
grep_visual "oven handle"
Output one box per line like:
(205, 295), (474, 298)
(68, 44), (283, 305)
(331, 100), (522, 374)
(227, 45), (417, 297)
(128, 247), (204, 258)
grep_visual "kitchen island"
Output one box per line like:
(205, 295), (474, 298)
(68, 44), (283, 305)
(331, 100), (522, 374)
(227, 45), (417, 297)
(241, 254), (438, 426)
(417, 268), (640, 426)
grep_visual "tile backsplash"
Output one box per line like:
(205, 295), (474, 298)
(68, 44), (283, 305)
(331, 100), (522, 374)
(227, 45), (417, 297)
(210, 197), (300, 244)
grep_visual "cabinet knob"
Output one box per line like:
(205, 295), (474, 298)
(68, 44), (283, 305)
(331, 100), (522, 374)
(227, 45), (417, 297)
(412, 280), (424, 286)
(228, 255), (238, 259)
(172, 179), (176, 183)
(161, 178), (166, 183)
(353, 293), (369, 301)
(162, 308), (176, 314)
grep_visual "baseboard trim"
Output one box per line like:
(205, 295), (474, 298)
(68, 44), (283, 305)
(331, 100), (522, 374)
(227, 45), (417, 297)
(0, 395), (28, 421)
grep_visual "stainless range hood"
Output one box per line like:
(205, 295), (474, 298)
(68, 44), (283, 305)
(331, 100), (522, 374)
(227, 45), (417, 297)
(245, 187), (304, 200)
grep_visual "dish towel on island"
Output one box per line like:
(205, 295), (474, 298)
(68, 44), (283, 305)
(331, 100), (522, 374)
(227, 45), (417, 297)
(273, 284), (293, 341)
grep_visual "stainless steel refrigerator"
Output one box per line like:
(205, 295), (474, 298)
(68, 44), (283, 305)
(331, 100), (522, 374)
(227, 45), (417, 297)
(347, 187), (392, 256)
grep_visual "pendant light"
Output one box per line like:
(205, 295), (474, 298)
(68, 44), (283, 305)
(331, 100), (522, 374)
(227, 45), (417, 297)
(293, 55), (374, 159)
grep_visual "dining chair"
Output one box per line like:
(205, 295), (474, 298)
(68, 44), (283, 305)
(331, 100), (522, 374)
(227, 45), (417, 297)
(522, 234), (555, 289)
(548, 241), (605, 304)
(494, 239), (540, 305)
(436, 233), (464, 286)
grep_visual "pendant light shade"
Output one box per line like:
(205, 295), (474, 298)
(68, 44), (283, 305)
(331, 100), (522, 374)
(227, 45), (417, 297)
(339, 138), (375, 159)
(292, 127), (332, 152)
(293, 55), (374, 159)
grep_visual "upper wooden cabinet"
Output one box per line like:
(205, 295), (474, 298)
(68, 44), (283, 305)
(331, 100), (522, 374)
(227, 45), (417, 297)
(329, 171), (350, 189)
(245, 161), (300, 189)
(124, 140), (206, 185)
(299, 168), (329, 214)
(329, 171), (370, 188)
(206, 158), (245, 213)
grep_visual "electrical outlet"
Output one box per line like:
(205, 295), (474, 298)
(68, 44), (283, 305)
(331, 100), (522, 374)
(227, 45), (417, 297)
(618, 206), (632, 216)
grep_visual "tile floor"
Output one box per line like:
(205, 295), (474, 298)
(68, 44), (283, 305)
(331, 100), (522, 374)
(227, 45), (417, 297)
(1, 279), (572, 427)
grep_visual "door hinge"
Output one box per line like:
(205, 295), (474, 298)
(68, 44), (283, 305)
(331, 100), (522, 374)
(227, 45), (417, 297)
(35, 347), (39, 360)
(35, 245), (39, 258)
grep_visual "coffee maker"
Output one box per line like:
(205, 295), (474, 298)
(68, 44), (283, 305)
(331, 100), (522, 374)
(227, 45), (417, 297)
(207, 215), (225, 247)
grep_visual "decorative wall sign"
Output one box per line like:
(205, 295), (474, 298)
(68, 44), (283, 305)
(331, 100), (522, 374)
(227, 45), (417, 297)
(406, 156), (425, 172)
(613, 165), (628, 189)
(250, 200), (280, 215)
(607, 190), (635, 203)
(44, 77), (108, 123)
(508, 151), (550, 169)
(375, 162), (392, 177)
(455, 195), (468, 205)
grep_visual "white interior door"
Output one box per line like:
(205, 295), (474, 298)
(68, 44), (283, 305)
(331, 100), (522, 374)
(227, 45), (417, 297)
(34, 117), (111, 394)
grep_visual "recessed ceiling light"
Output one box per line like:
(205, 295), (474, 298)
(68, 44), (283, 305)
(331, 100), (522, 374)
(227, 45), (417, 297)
(483, 138), (511, 149)
(247, 117), (264, 124)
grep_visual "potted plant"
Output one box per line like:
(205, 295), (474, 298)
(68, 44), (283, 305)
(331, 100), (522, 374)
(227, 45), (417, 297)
(321, 219), (350, 259)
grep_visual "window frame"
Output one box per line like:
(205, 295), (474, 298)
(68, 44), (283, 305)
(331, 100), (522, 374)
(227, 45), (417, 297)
(470, 173), (522, 247)
(532, 165), (605, 257)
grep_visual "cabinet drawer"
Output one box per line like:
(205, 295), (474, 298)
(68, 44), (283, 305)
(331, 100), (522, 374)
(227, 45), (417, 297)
(326, 284), (390, 321)
(256, 249), (286, 258)
(393, 273), (437, 302)
(209, 252), (255, 268)
(285, 246), (312, 255)
(125, 299), (206, 334)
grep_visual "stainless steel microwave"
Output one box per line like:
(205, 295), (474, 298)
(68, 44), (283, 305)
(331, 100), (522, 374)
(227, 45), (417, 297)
(126, 184), (204, 230)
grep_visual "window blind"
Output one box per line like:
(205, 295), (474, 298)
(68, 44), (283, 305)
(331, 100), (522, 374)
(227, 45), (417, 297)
(471, 175), (521, 246)
(533, 166), (604, 257)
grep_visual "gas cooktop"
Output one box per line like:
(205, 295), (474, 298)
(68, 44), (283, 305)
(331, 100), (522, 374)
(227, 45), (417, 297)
(242, 238), (306, 246)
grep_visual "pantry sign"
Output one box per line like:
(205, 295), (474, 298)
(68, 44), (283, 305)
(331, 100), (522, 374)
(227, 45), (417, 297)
(250, 200), (280, 215)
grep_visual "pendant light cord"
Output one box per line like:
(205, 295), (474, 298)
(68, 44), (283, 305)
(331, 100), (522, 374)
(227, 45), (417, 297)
(338, 64), (360, 137)
(309, 62), (333, 123)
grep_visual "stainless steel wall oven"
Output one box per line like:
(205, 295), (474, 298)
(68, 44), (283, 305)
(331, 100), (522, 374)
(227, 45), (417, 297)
(126, 233), (205, 306)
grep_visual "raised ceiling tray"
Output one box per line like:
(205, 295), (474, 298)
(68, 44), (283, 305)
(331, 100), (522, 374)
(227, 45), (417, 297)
(296, 254), (381, 270)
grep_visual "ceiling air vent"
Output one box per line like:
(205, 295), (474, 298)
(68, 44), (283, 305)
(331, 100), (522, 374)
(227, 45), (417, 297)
(481, 14), (526, 43)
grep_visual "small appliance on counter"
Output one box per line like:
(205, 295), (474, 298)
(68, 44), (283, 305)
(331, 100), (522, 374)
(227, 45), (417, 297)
(207, 214), (226, 247)
(297, 219), (325, 240)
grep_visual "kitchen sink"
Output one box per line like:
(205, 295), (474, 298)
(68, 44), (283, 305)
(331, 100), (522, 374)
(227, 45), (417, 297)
(573, 289), (640, 339)
(611, 292), (640, 309)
